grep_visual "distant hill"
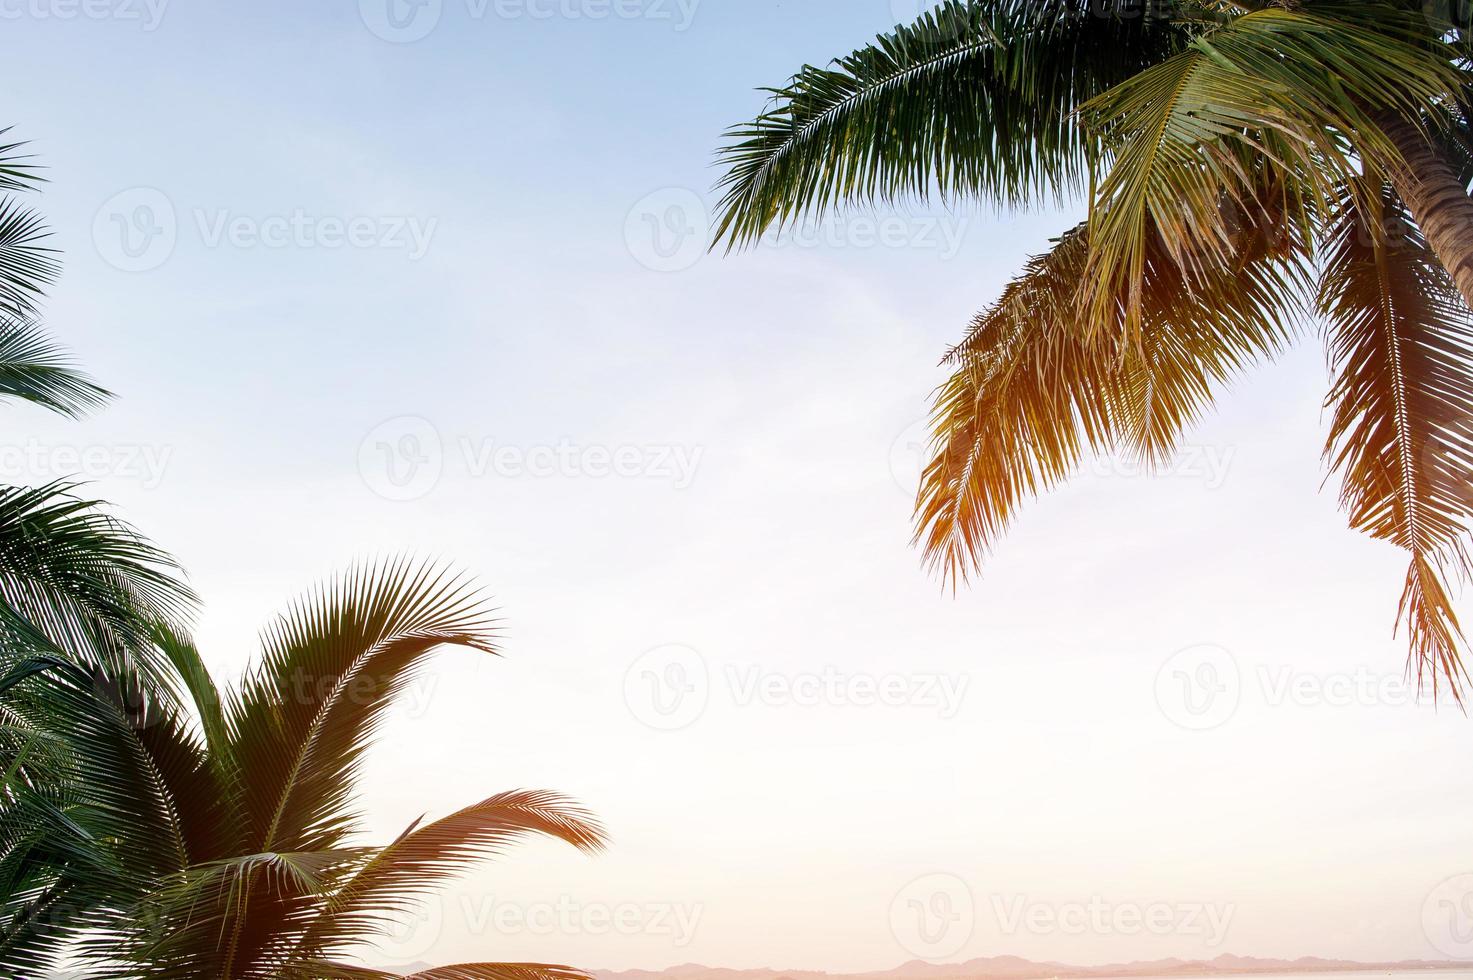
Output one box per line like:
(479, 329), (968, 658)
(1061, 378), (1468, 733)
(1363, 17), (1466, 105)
(595, 955), (1473, 980)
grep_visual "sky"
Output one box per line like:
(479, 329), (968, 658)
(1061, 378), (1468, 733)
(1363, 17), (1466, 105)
(5, 0), (1473, 973)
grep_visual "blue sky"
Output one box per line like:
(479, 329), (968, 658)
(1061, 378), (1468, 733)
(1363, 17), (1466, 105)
(6, 0), (1473, 972)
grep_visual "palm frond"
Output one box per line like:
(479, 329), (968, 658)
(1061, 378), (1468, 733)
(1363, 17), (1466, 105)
(1318, 180), (1473, 701)
(404, 966), (595, 980)
(228, 558), (499, 857)
(0, 315), (111, 418)
(918, 214), (1304, 585)
(0, 555), (602, 974)
(300, 790), (606, 958)
(711, 0), (1189, 249)
(0, 198), (59, 317)
(0, 131), (44, 195)
(1076, 2), (1460, 337)
(0, 481), (196, 675)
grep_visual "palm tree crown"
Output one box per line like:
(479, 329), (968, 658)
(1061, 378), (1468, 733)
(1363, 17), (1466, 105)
(713, 0), (1473, 700)
(0, 559), (607, 979)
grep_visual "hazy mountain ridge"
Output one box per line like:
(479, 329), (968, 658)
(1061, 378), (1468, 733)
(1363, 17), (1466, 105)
(595, 955), (1473, 980)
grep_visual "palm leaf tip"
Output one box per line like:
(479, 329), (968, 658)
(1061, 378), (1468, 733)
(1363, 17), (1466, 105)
(0, 315), (111, 417)
(404, 965), (595, 980)
(1399, 553), (1471, 707)
(0, 129), (45, 194)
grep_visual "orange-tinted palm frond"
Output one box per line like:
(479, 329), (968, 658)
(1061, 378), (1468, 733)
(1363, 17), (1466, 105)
(919, 212), (1304, 586)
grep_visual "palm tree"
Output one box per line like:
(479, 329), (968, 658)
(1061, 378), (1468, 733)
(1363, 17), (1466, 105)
(0, 130), (194, 668)
(712, 0), (1473, 700)
(0, 559), (606, 979)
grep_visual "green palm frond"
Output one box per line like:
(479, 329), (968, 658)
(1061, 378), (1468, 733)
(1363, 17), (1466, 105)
(0, 198), (59, 318)
(712, 0), (1190, 249)
(0, 131), (43, 195)
(0, 315), (111, 418)
(0, 481), (196, 673)
(1318, 180), (1473, 701)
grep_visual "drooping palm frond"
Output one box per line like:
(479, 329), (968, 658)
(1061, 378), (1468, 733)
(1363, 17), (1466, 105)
(1075, 1), (1461, 338)
(0, 482), (196, 673)
(712, 0), (1191, 249)
(0, 315), (110, 418)
(917, 212), (1305, 585)
(1318, 180), (1473, 701)
(715, 0), (1473, 693)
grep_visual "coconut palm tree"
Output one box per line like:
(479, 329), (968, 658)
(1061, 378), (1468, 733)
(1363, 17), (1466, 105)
(0, 130), (193, 668)
(0, 559), (606, 978)
(713, 0), (1473, 700)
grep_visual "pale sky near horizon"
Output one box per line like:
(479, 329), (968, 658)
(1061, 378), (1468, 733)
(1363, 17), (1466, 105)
(6, 0), (1473, 973)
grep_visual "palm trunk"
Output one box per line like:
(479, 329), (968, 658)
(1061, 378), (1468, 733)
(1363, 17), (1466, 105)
(1379, 113), (1473, 311)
